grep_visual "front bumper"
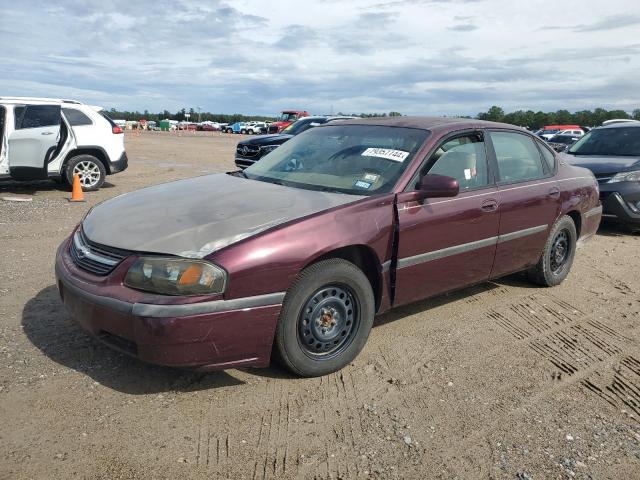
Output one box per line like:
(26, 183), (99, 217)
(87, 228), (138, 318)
(55, 241), (283, 370)
(599, 182), (640, 226)
(235, 156), (259, 169)
(109, 151), (128, 174)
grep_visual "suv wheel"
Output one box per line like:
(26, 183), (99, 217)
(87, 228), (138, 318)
(65, 155), (106, 191)
(274, 259), (375, 377)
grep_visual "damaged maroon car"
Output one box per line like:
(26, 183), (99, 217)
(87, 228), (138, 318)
(55, 117), (602, 377)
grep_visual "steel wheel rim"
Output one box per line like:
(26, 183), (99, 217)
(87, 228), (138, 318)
(73, 161), (101, 188)
(550, 229), (570, 274)
(297, 284), (360, 359)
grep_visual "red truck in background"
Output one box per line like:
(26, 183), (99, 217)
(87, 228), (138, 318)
(268, 110), (310, 133)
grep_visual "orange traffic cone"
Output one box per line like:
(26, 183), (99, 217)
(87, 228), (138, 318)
(69, 174), (86, 202)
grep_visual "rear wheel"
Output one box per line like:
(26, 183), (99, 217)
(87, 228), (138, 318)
(527, 215), (577, 287)
(65, 155), (106, 191)
(274, 259), (375, 377)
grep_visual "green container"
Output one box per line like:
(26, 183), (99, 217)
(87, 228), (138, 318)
(159, 120), (171, 131)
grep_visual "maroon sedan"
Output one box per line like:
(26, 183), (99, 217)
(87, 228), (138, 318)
(55, 117), (602, 377)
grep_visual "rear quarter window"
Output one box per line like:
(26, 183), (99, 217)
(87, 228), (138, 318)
(62, 108), (93, 126)
(537, 141), (556, 171)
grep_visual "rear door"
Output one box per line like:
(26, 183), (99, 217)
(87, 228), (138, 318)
(8, 104), (61, 179)
(487, 130), (560, 278)
(394, 131), (500, 306)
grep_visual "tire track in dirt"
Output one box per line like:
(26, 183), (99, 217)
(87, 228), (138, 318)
(488, 289), (639, 422)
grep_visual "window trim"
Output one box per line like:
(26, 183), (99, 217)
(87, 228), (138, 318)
(404, 129), (496, 193)
(485, 129), (554, 186)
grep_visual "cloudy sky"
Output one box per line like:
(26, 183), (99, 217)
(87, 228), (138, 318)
(2, 0), (640, 116)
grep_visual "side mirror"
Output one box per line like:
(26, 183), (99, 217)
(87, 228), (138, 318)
(417, 174), (459, 198)
(398, 174), (459, 202)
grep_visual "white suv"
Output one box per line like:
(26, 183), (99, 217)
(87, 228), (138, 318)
(0, 97), (127, 191)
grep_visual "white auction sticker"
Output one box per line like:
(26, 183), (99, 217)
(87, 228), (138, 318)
(361, 148), (409, 162)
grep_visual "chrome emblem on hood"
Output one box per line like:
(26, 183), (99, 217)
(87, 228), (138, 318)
(240, 145), (249, 156)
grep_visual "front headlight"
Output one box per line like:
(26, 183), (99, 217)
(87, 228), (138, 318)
(261, 145), (280, 154)
(608, 170), (640, 183)
(124, 257), (226, 296)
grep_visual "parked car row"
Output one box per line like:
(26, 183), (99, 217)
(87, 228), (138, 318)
(234, 115), (355, 169)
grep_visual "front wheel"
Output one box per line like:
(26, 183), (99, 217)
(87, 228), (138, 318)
(64, 155), (106, 191)
(527, 215), (577, 287)
(274, 259), (375, 377)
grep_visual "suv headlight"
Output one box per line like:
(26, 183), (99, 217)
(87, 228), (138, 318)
(608, 170), (640, 183)
(124, 257), (226, 296)
(261, 145), (279, 154)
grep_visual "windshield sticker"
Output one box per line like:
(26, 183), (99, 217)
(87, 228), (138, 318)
(353, 180), (373, 190)
(361, 147), (409, 162)
(363, 173), (380, 183)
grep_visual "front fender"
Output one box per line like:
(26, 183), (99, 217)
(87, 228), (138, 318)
(209, 194), (396, 300)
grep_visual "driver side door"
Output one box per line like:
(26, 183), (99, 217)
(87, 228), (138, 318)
(394, 132), (500, 306)
(9, 104), (61, 180)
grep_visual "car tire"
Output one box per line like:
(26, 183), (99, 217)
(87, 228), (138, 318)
(527, 215), (577, 287)
(274, 259), (375, 377)
(240, 129), (247, 134)
(65, 155), (106, 192)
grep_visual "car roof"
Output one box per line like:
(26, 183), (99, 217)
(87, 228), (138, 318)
(329, 116), (525, 133)
(597, 121), (640, 130)
(0, 96), (84, 105)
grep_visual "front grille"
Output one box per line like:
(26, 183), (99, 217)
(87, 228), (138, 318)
(70, 228), (129, 276)
(236, 144), (260, 158)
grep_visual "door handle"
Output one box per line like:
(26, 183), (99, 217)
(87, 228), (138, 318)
(481, 199), (498, 212)
(548, 187), (560, 198)
(41, 131), (54, 135)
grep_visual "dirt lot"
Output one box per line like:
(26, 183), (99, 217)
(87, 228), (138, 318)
(1, 131), (639, 480)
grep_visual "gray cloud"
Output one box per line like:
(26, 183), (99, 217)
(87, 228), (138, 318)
(541, 14), (640, 32)
(448, 23), (478, 31)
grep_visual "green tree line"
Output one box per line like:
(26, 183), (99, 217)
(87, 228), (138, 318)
(477, 106), (640, 129)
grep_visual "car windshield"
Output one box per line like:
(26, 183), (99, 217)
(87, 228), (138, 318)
(278, 113), (298, 122)
(244, 124), (429, 196)
(282, 118), (324, 135)
(569, 127), (640, 156)
(543, 129), (560, 135)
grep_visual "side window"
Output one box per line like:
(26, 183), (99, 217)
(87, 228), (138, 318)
(14, 105), (60, 130)
(426, 135), (490, 190)
(62, 108), (92, 126)
(491, 131), (545, 183)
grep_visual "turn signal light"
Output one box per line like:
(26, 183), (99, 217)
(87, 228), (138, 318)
(112, 126), (123, 134)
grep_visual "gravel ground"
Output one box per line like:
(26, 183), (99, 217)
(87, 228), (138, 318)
(1, 131), (639, 479)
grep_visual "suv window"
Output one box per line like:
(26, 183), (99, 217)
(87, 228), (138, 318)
(425, 135), (490, 190)
(14, 105), (60, 130)
(62, 108), (92, 126)
(491, 131), (545, 183)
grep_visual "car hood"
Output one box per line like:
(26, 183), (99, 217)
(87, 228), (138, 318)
(562, 154), (640, 174)
(239, 134), (292, 146)
(82, 174), (360, 258)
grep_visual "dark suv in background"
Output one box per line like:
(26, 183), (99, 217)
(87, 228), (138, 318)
(564, 121), (640, 231)
(234, 116), (354, 169)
